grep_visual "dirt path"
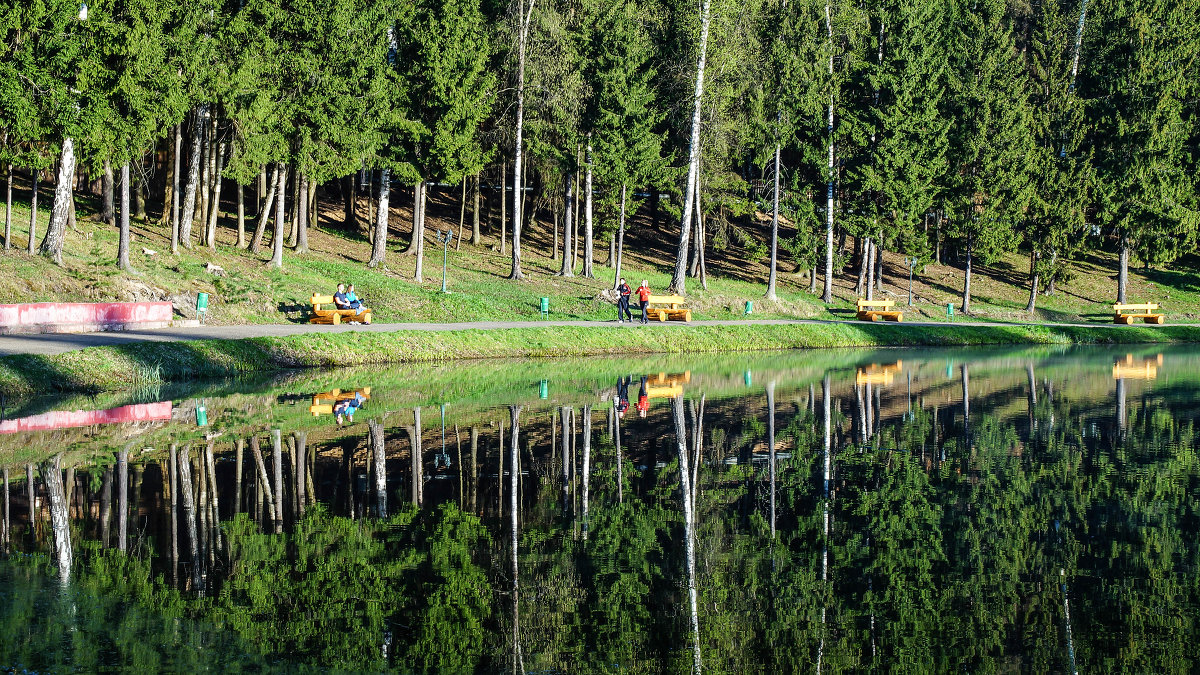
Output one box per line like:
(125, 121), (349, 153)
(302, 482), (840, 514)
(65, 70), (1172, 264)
(0, 317), (1083, 357)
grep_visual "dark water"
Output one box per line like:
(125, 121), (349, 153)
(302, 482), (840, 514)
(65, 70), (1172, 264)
(0, 346), (1197, 673)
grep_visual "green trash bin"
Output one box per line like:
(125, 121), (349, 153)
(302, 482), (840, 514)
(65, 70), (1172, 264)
(539, 379), (549, 399)
(744, 370), (752, 387)
(197, 292), (209, 321)
(196, 405), (208, 426)
(946, 303), (954, 319)
(540, 297), (549, 319)
(745, 300), (753, 315)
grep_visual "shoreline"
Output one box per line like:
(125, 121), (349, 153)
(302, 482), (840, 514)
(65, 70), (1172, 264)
(1, 321), (1197, 398)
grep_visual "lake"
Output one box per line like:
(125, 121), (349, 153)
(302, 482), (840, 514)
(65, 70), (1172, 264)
(0, 345), (1196, 672)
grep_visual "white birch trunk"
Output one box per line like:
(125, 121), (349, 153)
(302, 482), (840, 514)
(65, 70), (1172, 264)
(765, 142), (780, 300)
(40, 137), (75, 264)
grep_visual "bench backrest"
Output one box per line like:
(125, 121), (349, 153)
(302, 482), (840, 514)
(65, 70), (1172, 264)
(312, 294), (335, 307)
(1113, 303), (1159, 312)
(857, 299), (895, 309)
(647, 294), (687, 305)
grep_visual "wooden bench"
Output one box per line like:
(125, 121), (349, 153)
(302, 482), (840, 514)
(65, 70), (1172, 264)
(1113, 303), (1164, 325)
(309, 294), (371, 325)
(644, 295), (692, 322)
(856, 299), (903, 322)
(309, 387), (372, 416)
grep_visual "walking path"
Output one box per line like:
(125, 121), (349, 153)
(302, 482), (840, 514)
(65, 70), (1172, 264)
(0, 317), (1077, 357)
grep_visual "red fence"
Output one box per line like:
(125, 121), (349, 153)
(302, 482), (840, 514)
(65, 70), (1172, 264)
(0, 302), (173, 334)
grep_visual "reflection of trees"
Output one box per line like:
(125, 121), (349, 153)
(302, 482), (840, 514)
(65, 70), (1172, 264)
(41, 454), (71, 584)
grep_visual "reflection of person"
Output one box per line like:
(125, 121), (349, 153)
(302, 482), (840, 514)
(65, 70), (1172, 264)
(334, 391), (367, 426)
(615, 376), (630, 418)
(333, 283), (351, 309)
(345, 283), (365, 311)
(636, 376), (649, 418)
(636, 280), (651, 324)
(616, 278), (632, 323)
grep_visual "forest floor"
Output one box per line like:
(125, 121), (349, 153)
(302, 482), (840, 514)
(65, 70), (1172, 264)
(1, 171), (1198, 327)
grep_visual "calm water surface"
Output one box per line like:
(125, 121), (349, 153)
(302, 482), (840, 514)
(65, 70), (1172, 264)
(0, 346), (1196, 673)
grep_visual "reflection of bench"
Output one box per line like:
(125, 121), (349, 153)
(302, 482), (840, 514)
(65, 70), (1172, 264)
(309, 387), (372, 416)
(855, 361), (903, 385)
(1113, 303), (1164, 325)
(309, 294), (371, 325)
(857, 299), (902, 322)
(645, 295), (692, 322)
(1112, 354), (1162, 380)
(646, 371), (690, 399)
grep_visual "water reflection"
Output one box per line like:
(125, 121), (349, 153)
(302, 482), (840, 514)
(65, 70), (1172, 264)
(0, 347), (1197, 671)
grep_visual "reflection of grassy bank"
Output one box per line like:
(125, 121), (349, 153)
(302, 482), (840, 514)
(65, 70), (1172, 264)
(3, 321), (1200, 397)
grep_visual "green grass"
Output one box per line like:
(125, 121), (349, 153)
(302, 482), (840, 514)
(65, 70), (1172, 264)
(3, 320), (1199, 398)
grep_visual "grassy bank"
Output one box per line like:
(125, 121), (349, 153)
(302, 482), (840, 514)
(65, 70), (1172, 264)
(3, 321), (1199, 397)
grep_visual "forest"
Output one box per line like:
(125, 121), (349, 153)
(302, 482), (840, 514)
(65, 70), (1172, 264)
(2, 0), (1198, 311)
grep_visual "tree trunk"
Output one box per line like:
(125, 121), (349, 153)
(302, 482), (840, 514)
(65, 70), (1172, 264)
(28, 169), (39, 255)
(40, 138), (75, 265)
(765, 142), (780, 300)
(271, 164), (286, 268)
(472, 172), (481, 245)
(171, 124), (182, 253)
(1025, 249), (1039, 313)
(205, 142), (226, 249)
(510, 0), (536, 281)
(457, 176), (467, 251)
(583, 142), (594, 278)
(874, 240), (883, 295)
(1117, 233), (1129, 303)
(668, 0), (712, 296)
(403, 181), (422, 255)
(368, 168), (390, 267)
(4, 164), (11, 250)
(135, 170), (147, 221)
(257, 165), (266, 215)
(295, 174), (309, 253)
(558, 171), (574, 276)
(250, 165), (279, 254)
(343, 175), (356, 229)
(197, 120), (210, 234)
(102, 161), (114, 225)
(1047, 248), (1058, 295)
(180, 106), (206, 247)
(236, 183), (246, 248)
(119, 163), (131, 271)
(865, 239), (875, 301)
(822, 0), (835, 304)
(697, 191), (707, 289)
(500, 163), (507, 254)
(415, 182), (426, 282)
(612, 184), (627, 289)
(961, 230), (972, 314)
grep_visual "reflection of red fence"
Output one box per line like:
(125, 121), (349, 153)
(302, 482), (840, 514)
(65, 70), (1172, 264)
(0, 302), (173, 334)
(0, 402), (173, 434)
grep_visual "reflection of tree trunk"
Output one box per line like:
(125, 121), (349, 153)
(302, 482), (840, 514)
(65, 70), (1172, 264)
(118, 449), (128, 552)
(99, 466), (112, 547)
(169, 445), (179, 587)
(1116, 377), (1126, 432)
(671, 395), (702, 673)
(470, 427), (479, 513)
(1026, 364), (1037, 432)
(560, 407), (571, 515)
(819, 374), (832, 673)
(409, 408), (423, 507)
(250, 437), (275, 524)
(271, 430), (283, 531)
(961, 365), (970, 440)
(26, 464), (35, 545)
(234, 439), (244, 515)
(691, 395), (705, 508)
(581, 406), (591, 538)
(508, 405), (523, 674)
(41, 455), (71, 584)
(205, 441), (221, 551)
(614, 402), (624, 504)
(2, 467), (9, 553)
(767, 381), (776, 539)
(369, 420), (387, 519)
(178, 446), (202, 594)
(294, 432), (307, 517)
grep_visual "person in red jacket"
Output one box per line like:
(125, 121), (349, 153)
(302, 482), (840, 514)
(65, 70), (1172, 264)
(635, 280), (652, 324)
(636, 376), (649, 417)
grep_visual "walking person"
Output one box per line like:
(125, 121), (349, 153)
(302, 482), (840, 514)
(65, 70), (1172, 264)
(616, 278), (633, 323)
(636, 280), (652, 324)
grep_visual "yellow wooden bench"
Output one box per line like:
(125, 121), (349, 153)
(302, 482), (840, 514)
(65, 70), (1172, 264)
(1113, 303), (1164, 325)
(857, 299), (903, 322)
(309, 387), (372, 416)
(309, 294), (371, 325)
(644, 294), (692, 322)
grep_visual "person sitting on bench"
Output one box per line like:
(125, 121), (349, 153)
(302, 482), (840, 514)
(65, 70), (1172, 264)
(333, 283), (351, 310)
(345, 283), (366, 311)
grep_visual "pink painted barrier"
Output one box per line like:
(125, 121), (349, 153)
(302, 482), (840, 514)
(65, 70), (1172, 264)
(0, 302), (174, 334)
(0, 401), (173, 434)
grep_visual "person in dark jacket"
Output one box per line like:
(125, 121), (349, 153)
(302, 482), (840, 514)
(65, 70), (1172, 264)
(616, 278), (633, 323)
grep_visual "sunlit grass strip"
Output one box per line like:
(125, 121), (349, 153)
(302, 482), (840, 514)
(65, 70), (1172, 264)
(2, 321), (1199, 397)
